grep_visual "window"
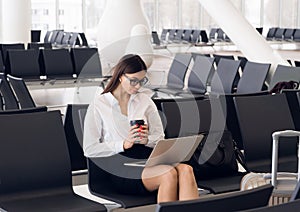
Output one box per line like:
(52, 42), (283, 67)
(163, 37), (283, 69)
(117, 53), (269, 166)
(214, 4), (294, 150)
(281, 0), (298, 28)
(31, 0), (56, 31)
(264, 0), (280, 28)
(83, 0), (107, 39)
(244, 0), (262, 27)
(58, 0), (82, 31)
(141, 0), (155, 30)
(30, 0), (300, 43)
(158, 0), (179, 29)
(181, 0), (201, 29)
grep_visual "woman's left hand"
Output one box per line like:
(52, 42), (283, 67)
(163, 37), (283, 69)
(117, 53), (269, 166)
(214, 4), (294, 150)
(138, 124), (149, 145)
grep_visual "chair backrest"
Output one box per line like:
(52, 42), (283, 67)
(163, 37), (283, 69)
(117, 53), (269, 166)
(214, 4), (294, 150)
(79, 32), (89, 47)
(274, 28), (286, 40)
(293, 28), (300, 41)
(216, 28), (225, 41)
(224, 34), (231, 42)
(27, 42), (52, 50)
(210, 58), (241, 94)
(30, 30), (41, 43)
(152, 31), (161, 45)
(200, 30), (209, 43)
(187, 55), (215, 93)
(266, 27), (278, 40)
(209, 28), (219, 41)
(166, 53), (192, 89)
(70, 48), (102, 78)
(174, 29), (184, 42)
(64, 104), (89, 172)
(0, 50), (4, 72)
(182, 29), (193, 42)
(213, 54), (235, 66)
(236, 61), (270, 94)
(191, 52), (211, 61)
(61, 32), (71, 45)
(234, 93), (298, 172)
(0, 111), (72, 198)
(54, 31), (65, 45)
(156, 184), (273, 212)
(191, 30), (201, 43)
(7, 75), (36, 109)
(168, 29), (177, 41)
(6, 49), (41, 80)
(269, 64), (300, 90)
(284, 28), (295, 40)
(39, 49), (74, 79)
(256, 27), (263, 34)
(1, 43), (25, 63)
(237, 56), (248, 71)
(0, 73), (19, 110)
(160, 29), (169, 41)
(283, 90), (300, 131)
(44, 31), (52, 43)
(69, 32), (79, 47)
(49, 30), (60, 44)
(160, 98), (213, 138)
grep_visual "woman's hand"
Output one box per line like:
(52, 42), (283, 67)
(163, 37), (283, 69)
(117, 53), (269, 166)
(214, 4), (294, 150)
(123, 124), (149, 149)
(138, 124), (149, 145)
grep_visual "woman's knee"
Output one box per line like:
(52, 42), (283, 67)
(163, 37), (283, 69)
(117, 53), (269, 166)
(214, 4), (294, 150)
(176, 164), (194, 176)
(161, 166), (178, 184)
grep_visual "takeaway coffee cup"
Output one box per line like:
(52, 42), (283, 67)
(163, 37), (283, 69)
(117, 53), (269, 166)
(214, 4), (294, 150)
(130, 119), (144, 127)
(130, 120), (144, 143)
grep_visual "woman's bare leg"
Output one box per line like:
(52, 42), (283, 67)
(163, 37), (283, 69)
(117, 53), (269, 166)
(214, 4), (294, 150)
(142, 165), (178, 203)
(175, 164), (199, 201)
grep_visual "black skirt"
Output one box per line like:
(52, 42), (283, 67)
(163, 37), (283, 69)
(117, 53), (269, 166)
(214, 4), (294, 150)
(108, 144), (155, 195)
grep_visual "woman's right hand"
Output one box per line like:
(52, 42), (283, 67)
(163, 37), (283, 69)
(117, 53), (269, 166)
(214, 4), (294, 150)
(123, 124), (139, 150)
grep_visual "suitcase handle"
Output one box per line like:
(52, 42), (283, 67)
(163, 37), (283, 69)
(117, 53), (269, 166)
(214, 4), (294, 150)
(271, 130), (300, 188)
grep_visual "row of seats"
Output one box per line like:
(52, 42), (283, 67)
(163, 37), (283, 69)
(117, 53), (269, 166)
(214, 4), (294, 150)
(1, 106), (295, 211)
(156, 27), (263, 45)
(44, 29), (89, 48)
(266, 27), (300, 42)
(209, 27), (263, 43)
(157, 28), (210, 44)
(0, 73), (47, 111)
(56, 91), (300, 209)
(154, 27), (300, 48)
(0, 47), (110, 84)
(1, 75), (300, 210)
(154, 92), (300, 211)
(147, 53), (300, 98)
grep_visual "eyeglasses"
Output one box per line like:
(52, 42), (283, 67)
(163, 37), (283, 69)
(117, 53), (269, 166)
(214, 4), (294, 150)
(123, 74), (148, 86)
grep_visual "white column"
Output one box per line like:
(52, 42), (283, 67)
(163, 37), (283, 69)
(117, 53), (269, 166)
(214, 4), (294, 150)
(198, 0), (289, 83)
(96, 0), (151, 67)
(1, 0), (31, 43)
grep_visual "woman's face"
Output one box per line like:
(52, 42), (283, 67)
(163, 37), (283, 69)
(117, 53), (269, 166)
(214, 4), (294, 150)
(120, 70), (148, 95)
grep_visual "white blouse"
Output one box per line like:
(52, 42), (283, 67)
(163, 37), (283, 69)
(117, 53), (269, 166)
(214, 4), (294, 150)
(83, 92), (165, 157)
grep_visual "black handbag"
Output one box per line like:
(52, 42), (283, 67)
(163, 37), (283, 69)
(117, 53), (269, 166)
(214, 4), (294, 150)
(188, 130), (244, 180)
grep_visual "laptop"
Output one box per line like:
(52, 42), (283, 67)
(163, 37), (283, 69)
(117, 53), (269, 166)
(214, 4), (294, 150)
(124, 134), (204, 167)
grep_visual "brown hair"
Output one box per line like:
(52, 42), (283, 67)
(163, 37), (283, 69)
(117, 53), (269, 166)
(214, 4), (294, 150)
(102, 54), (147, 94)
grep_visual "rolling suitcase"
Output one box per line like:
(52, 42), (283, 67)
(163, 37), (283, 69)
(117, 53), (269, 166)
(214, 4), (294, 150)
(241, 130), (300, 205)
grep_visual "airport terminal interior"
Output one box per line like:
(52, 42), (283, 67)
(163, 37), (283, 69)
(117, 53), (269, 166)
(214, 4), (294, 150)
(1, 0), (300, 211)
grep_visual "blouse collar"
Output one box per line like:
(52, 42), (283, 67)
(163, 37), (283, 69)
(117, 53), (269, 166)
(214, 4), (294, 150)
(104, 92), (138, 106)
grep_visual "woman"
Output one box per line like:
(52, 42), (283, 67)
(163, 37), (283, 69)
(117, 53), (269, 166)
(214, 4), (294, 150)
(83, 54), (199, 203)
